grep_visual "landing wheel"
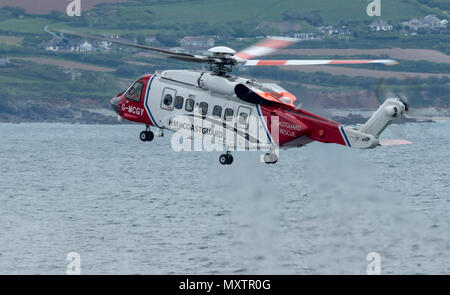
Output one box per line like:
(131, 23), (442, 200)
(263, 153), (278, 164)
(219, 154), (233, 165)
(140, 130), (154, 142)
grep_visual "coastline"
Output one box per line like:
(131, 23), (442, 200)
(1, 107), (449, 125)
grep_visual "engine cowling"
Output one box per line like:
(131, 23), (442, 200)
(198, 73), (236, 96)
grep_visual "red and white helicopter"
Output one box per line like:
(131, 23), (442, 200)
(63, 31), (412, 165)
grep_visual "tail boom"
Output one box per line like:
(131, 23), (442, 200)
(292, 97), (409, 149)
(339, 97), (409, 149)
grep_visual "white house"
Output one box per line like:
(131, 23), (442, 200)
(43, 37), (79, 52)
(0, 57), (9, 66)
(79, 41), (93, 52)
(96, 40), (112, 51)
(422, 15), (441, 29)
(402, 15), (446, 30)
(180, 36), (215, 48)
(369, 19), (393, 31)
(170, 47), (186, 54)
(145, 36), (156, 43)
(293, 33), (315, 40)
(402, 18), (422, 30)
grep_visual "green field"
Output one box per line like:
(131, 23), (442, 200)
(0, 62), (121, 99)
(136, 0), (428, 24)
(0, 0), (448, 113)
(0, 0), (441, 38)
(0, 35), (23, 45)
(0, 17), (51, 34)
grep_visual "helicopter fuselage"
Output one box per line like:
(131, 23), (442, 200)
(110, 70), (408, 163)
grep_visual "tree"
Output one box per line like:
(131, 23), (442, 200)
(156, 33), (179, 46)
(302, 11), (323, 26)
(3, 6), (26, 17)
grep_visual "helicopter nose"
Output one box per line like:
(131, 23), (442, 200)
(110, 96), (120, 115)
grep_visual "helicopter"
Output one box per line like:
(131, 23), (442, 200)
(59, 30), (411, 165)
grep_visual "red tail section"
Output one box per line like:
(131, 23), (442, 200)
(260, 105), (347, 147)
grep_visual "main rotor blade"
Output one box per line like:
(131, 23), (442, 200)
(234, 37), (298, 60)
(243, 59), (399, 66)
(57, 29), (210, 63)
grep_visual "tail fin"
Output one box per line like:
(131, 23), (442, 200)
(360, 98), (407, 137)
(340, 98), (409, 149)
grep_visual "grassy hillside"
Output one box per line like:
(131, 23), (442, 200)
(145, 0), (427, 24)
(97, 0), (429, 25)
(0, 0), (442, 39)
(64, 0), (435, 40)
(0, 0), (448, 123)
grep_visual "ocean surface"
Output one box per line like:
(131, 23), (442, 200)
(0, 121), (448, 274)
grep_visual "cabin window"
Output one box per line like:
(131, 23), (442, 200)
(224, 108), (234, 121)
(237, 106), (251, 129)
(125, 81), (143, 102)
(185, 98), (195, 112)
(161, 87), (176, 110)
(212, 105), (222, 118)
(199, 102), (208, 116)
(238, 112), (248, 125)
(174, 96), (184, 109)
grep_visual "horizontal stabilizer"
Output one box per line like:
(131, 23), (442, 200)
(379, 139), (413, 146)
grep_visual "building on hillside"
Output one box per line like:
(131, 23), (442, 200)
(179, 36), (215, 48)
(422, 14), (441, 29)
(42, 37), (97, 52)
(401, 18), (422, 30)
(316, 25), (333, 34)
(316, 25), (351, 36)
(402, 15), (447, 30)
(293, 33), (316, 41)
(0, 57), (10, 66)
(170, 47), (186, 54)
(42, 37), (79, 52)
(96, 40), (112, 51)
(79, 41), (93, 52)
(145, 36), (156, 43)
(369, 19), (393, 31)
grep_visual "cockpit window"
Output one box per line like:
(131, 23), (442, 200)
(125, 81), (143, 102)
(163, 94), (173, 106)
